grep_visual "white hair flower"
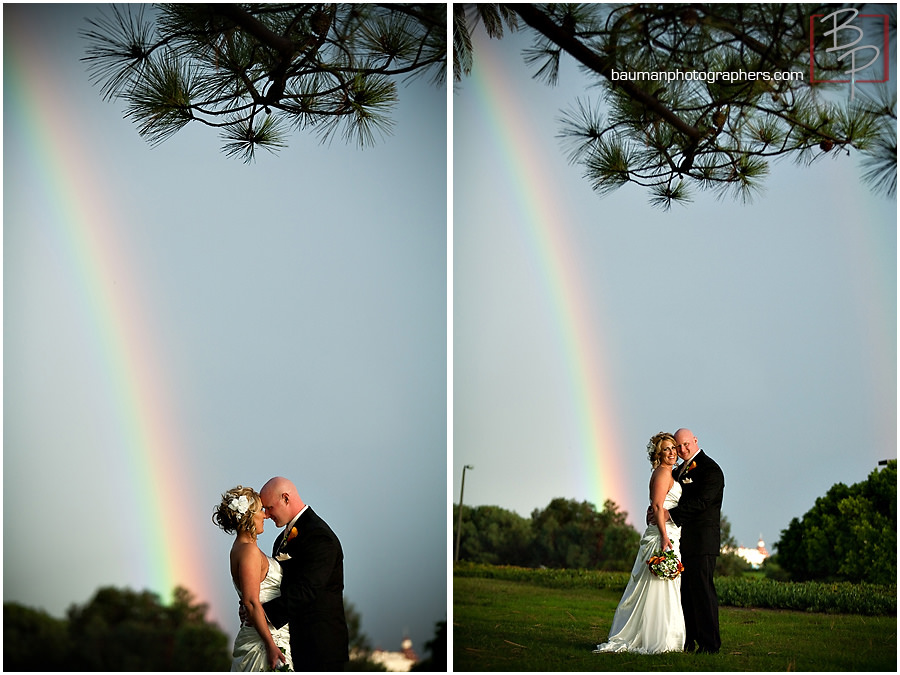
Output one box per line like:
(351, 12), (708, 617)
(228, 495), (251, 515)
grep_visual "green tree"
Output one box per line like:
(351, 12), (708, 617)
(3, 603), (73, 671)
(344, 598), (372, 655)
(594, 498), (642, 571)
(716, 513), (752, 577)
(775, 460), (896, 584)
(530, 497), (596, 568)
(410, 620), (447, 672)
(453, 504), (534, 565)
(455, 3), (896, 208)
(82, 3), (446, 162)
(66, 585), (230, 670)
(530, 497), (639, 570)
(760, 555), (791, 581)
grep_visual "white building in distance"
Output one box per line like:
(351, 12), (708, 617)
(353, 637), (420, 672)
(729, 535), (770, 569)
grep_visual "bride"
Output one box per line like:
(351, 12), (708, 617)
(594, 432), (686, 654)
(213, 486), (292, 671)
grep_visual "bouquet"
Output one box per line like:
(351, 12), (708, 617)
(646, 549), (684, 580)
(274, 646), (292, 672)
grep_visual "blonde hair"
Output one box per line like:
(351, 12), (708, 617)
(647, 432), (676, 468)
(212, 485), (262, 536)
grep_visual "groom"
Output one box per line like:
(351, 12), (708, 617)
(666, 428), (724, 654)
(259, 476), (349, 671)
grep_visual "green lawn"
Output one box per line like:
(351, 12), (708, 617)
(453, 576), (897, 671)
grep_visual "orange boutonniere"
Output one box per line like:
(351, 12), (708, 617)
(685, 461), (697, 473)
(287, 526), (298, 543)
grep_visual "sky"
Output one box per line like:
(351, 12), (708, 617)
(453, 16), (896, 556)
(4, 4), (446, 654)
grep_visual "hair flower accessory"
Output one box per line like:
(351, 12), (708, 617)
(228, 495), (250, 515)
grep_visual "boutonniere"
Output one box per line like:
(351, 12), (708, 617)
(287, 526), (298, 543)
(685, 461), (697, 473)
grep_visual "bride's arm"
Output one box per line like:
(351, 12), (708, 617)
(649, 468), (673, 551)
(235, 548), (286, 670)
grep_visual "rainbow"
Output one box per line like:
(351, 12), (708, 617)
(465, 35), (632, 515)
(4, 23), (213, 607)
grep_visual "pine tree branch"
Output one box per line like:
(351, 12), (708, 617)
(509, 4), (704, 154)
(209, 4), (295, 56)
(209, 3), (303, 108)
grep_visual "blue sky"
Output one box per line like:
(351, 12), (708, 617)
(454, 20), (896, 554)
(4, 4), (446, 654)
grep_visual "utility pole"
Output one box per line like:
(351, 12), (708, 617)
(454, 465), (474, 562)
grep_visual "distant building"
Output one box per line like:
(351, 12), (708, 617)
(356, 637), (420, 672)
(729, 535), (770, 569)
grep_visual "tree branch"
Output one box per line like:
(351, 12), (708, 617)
(508, 4), (703, 145)
(209, 4), (295, 55)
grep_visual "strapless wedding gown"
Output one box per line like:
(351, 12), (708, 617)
(231, 556), (293, 671)
(594, 482), (686, 654)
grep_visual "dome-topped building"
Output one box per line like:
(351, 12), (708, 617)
(729, 534), (770, 568)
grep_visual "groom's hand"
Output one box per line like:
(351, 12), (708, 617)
(238, 602), (249, 626)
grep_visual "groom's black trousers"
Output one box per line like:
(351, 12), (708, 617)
(681, 553), (720, 653)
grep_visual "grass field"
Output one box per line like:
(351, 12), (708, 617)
(453, 576), (897, 671)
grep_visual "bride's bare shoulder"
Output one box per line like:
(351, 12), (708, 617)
(650, 464), (675, 487)
(230, 540), (268, 583)
(650, 463), (674, 478)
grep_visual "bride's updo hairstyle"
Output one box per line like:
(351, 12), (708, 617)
(647, 432), (676, 468)
(213, 485), (262, 536)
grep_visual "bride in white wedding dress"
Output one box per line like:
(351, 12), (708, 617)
(594, 432), (686, 654)
(214, 486), (293, 671)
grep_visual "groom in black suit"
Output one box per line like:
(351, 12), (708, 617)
(666, 428), (724, 654)
(260, 476), (349, 671)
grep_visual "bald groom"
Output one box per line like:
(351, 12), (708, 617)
(260, 477), (349, 672)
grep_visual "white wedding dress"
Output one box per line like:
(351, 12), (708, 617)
(594, 481), (686, 654)
(231, 556), (293, 671)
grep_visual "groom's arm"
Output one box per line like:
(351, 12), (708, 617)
(263, 529), (341, 629)
(668, 464), (724, 527)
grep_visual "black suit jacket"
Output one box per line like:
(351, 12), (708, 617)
(668, 450), (724, 556)
(264, 507), (349, 669)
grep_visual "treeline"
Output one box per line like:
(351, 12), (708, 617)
(455, 461), (897, 586)
(3, 586), (230, 671)
(454, 497), (748, 575)
(5, 585), (441, 672)
(454, 498), (639, 571)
